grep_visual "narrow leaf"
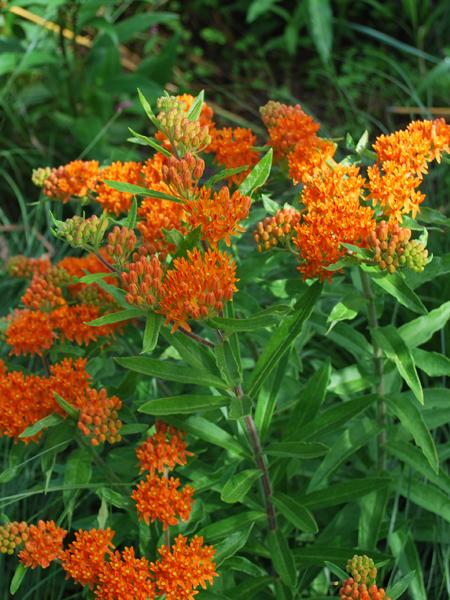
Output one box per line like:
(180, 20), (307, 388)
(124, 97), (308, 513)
(127, 128), (172, 157)
(54, 393), (79, 419)
(221, 469), (261, 503)
(239, 148), (272, 196)
(87, 308), (144, 326)
(142, 313), (163, 354)
(361, 266), (427, 315)
(399, 300), (450, 347)
(308, 0), (333, 63)
(273, 494), (318, 533)
(187, 90), (204, 121)
(19, 414), (63, 439)
(266, 441), (329, 459)
(10, 563), (27, 595)
(267, 530), (297, 588)
(210, 305), (290, 333)
(214, 524), (254, 565)
(139, 394), (229, 415)
(104, 179), (179, 201)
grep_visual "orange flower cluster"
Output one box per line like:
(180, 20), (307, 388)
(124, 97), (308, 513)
(6, 309), (55, 356)
(7, 255), (51, 278)
(207, 127), (259, 184)
(151, 534), (217, 600)
(163, 153), (205, 200)
(254, 206), (301, 252)
(104, 226), (137, 269)
(62, 528), (115, 589)
(0, 522), (29, 555)
(136, 421), (192, 474)
(43, 160), (99, 202)
(369, 119), (450, 221)
(51, 303), (118, 346)
(340, 579), (390, 600)
(293, 166), (375, 279)
(367, 220), (412, 273)
(159, 248), (237, 332)
(96, 546), (156, 600)
(138, 198), (186, 257)
(93, 161), (142, 215)
(132, 474), (194, 530)
(288, 137), (336, 184)
(78, 387), (122, 446)
(18, 520), (67, 569)
(185, 186), (251, 247)
(22, 272), (66, 310)
(121, 254), (164, 307)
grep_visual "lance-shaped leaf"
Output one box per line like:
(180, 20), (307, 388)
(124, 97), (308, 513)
(239, 148), (272, 196)
(272, 494), (318, 533)
(87, 308), (145, 327)
(139, 394), (229, 416)
(361, 265), (427, 315)
(187, 90), (204, 121)
(221, 469), (261, 503)
(103, 179), (180, 202)
(267, 531), (297, 589)
(142, 313), (163, 354)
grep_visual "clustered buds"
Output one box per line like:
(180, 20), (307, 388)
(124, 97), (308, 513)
(31, 167), (51, 187)
(367, 220), (427, 273)
(6, 255), (51, 278)
(104, 226), (137, 268)
(156, 96), (212, 156)
(254, 207), (301, 252)
(22, 273), (66, 311)
(78, 388), (122, 446)
(53, 213), (109, 250)
(162, 152), (205, 199)
(122, 255), (164, 307)
(0, 522), (29, 555)
(340, 555), (390, 600)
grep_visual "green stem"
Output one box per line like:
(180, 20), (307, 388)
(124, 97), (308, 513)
(359, 268), (386, 470)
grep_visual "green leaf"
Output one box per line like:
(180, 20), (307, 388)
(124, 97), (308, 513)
(87, 308), (144, 326)
(215, 340), (242, 387)
(127, 127), (173, 158)
(385, 395), (438, 473)
(358, 488), (389, 550)
(412, 348), (450, 377)
(205, 166), (249, 187)
(401, 479), (450, 523)
(63, 448), (92, 509)
(124, 197), (138, 229)
(19, 414), (64, 439)
(399, 300), (450, 347)
(187, 90), (204, 120)
(142, 313), (163, 354)
(229, 395), (253, 420)
(78, 272), (111, 285)
(138, 394), (229, 415)
(294, 544), (390, 566)
(54, 393), (79, 419)
(199, 511), (265, 541)
(361, 266), (427, 315)
(326, 295), (364, 330)
(160, 329), (218, 374)
(221, 469), (261, 503)
(247, 0), (280, 22)
(214, 524), (254, 565)
(248, 283), (321, 397)
(104, 179), (179, 201)
(137, 87), (159, 126)
(387, 571), (417, 600)
(209, 304), (290, 332)
(266, 441), (329, 459)
(297, 477), (391, 510)
(239, 148), (272, 196)
(308, 0), (333, 64)
(287, 361), (330, 434)
(10, 563), (27, 595)
(373, 325), (423, 404)
(273, 494), (318, 533)
(324, 561), (350, 581)
(267, 530), (297, 588)
(114, 356), (228, 389)
(307, 420), (381, 492)
(388, 530), (425, 600)
(116, 13), (178, 43)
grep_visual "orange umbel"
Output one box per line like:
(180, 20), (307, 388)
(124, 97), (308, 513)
(151, 534), (217, 600)
(22, 272), (66, 311)
(93, 161), (142, 215)
(132, 474), (194, 530)
(95, 546), (155, 600)
(7, 255), (51, 278)
(162, 152), (205, 200)
(121, 254), (164, 307)
(0, 522), (29, 555)
(18, 520), (67, 569)
(43, 160), (99, 202)
(77, 388), (122, 446)
(136, 422), (193, 474)
(6, 309), (56, 355)
(208, 127), (259, 184)
(159, 248), (237, 332)
(61, 528), (115, 589)
(254, 206), (301, 252)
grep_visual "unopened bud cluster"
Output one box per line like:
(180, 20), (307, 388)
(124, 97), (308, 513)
(368, 220), (428, 273)
(7, 255), (51, 278)
(22, 273), (66, 311)
(0, 522), (29, 555)
(122, 255), (164, 307)
(78, 388), (122, 446)
(104, 226), (137, 268)
(254, 207), (301, 252)
(31, 167), (51, 187)
(162, 153), (205, 199)
(260, 100), (290, 129)
(156, 96), (211, 156)
(340, 579), (390, 600)
(54, 214), (109, 250)
(402, 239), (428, 272)
(347, 555), (377, 586)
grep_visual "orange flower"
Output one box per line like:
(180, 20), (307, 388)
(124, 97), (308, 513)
(207, 127), (259, 184)
(61, 528), (115, 588)
(43, 160), (99, 202)
(137, 198), (187, 257)
(260, 100), (320, 160)
(18, 520), (67, 569)
(22, 272), (66, 311)
(50, 304), (117, 346)
(132, 473), (194, 530)
(141, 152), (167, 188)
(95, 546), (155, 600)
(7, 255), (51, 278)
(288, 137), (336, 184)
(151, 534), (217, 600)
(93, 161), (142, 215)
(340, 578), (390, 600)
(159, 248), (237, 332)
(136, 422), (193, 474)
(0, 522), (29, 555)
(6, 309), (56, 355)
(293, 166), (375, 280)
(121, 254), (164, 307)
(77, 388), (122, 446)
(184, 186), (251, 246)
(49, 358), (92, 409)
(162, 153), (205, 200)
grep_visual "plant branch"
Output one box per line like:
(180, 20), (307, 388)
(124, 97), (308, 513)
(359, 268), (386, 470)
(179, 327), (215, 348)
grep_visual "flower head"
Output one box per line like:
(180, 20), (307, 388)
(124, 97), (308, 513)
(159, 248), (237, 332)
(21, 272), (66, 311)
(93, 161), (142, 215)
(7, 255), (51, 278)
(18, 520), (67, 569)
(151, 534), (217, 600)
(43, 160), (99, 202)
(138, 198), (187, 258)
(121, 254), (164, 307)
(77, 388), (122, 446)
(132, 473), (194, 530)
(288, 137), (336, 184)
(95, 546), (155, 600)
(136, 422), (192, 474)
(207, 127), (259, 184)
(0, 522), (29, 555)
(254, 206), (301, 252)
(61, 528), (115, 588)
(50, 304), (118, 346)
(6, 309), (56, 356)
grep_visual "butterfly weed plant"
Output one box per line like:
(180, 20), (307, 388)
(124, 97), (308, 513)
(0, 90), (449, 599)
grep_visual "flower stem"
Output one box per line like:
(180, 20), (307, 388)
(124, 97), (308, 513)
(359, 268), (386, 470)
(179, 327), (215, 348)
